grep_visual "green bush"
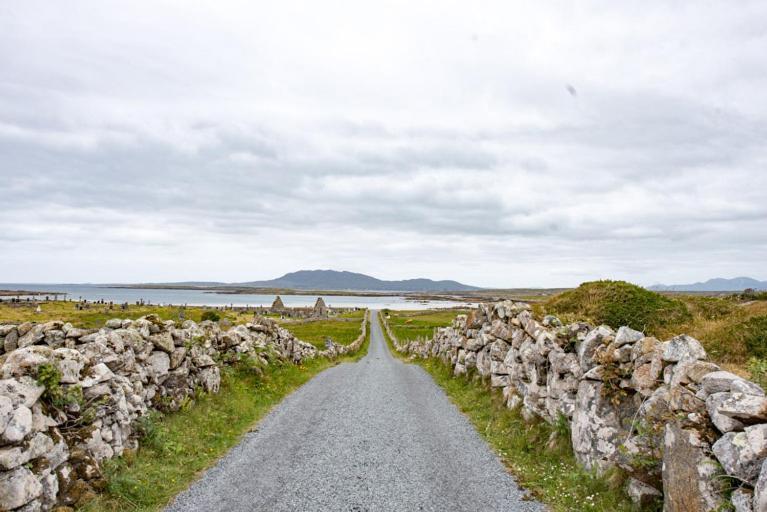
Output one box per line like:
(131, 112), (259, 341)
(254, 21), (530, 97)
(740, 316), (767, 358)
(200, 310), (221, 322)
(544, 280), (691, 334)
(35, 363), (83, 409)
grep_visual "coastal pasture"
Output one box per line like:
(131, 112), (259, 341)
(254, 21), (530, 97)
(278, 309), (367, 349)
(383, 309), (469, 343)
(0, 300), (257, 327)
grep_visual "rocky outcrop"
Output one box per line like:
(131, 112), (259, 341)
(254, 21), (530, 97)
(0, 313), (363, 511)
(386, 302), (766, 511)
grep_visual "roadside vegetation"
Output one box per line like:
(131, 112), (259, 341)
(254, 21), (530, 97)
(82, 314), (370, 511)
(377, 313), (635, 511)
(278, 309), (366, 349)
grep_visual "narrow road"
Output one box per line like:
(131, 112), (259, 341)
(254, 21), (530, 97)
(166, 311), (544, 511)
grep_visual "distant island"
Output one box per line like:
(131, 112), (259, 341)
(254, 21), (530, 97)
(648, 276), (767, 292)
(118, 270), (481, 293)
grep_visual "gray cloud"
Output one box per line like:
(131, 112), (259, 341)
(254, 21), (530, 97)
(1, 0), (766, 287)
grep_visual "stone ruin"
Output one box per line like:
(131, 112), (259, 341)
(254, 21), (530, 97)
(258, 296), (338, 320)
(0, 311), (367, 511)
(384, 301), (767, 511)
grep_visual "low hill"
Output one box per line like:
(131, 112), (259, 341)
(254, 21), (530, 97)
(239, 270), (479, 292)
(649, 277), (767, 292)
(543, 280), (691, 334)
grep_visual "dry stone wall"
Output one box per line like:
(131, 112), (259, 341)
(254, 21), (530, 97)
(0, 312), (367, 511)
(385, 302), (767, 512)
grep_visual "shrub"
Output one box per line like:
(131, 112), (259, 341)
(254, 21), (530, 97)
(544, 280), (691, 334)
(35, 363), (83, 409)
(740, 316), (767, 358)
(200, 310), (220, 322)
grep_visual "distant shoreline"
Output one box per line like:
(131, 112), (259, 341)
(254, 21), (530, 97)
(0, 289), (66, 296)
(111, 284), (480, 302)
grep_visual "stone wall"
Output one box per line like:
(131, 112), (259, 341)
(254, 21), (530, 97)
(0, 312), (367, 511)
(384, 303), (767, 511)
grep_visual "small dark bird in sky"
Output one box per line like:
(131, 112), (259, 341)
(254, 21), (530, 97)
(566, 84), (577, 96)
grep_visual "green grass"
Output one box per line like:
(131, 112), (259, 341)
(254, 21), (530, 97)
(81, 320), (370, 511)
(541, 280), (691, 334)
(0, 301), (253, 328)
(279, 316), (366, 349)
(383, 309), (467, 343)
(377, 314), (639, 512)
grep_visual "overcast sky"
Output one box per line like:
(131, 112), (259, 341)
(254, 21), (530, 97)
(1, 1), (765, 288)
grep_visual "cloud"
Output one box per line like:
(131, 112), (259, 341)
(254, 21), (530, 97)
(0, 0), (766, 287)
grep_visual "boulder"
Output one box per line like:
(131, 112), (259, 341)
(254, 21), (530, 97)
(1, 346), (53, 378)
(571, 379), (636, 472)
(2, 405), (33, 443)
(577, 325), (613, 371)
(615, 326), (644, 347)
(731, 488), (753, 512)
(712, 424), (767, 485)
(706, 393), (745, 433)
(662, 335), (706, 362)
(146, 351), (170, 382)
(0, 377), (45, 408)
(80, 363), (114, 388)
(701, 371), (765, 396)
(149, 332), (175, 353)
(714, 393), (767, 423)
(662, 423), (725, 511)
(754, 459), (767, 512)
(626, 477), (662, 507)
(0, 466), (43, 510)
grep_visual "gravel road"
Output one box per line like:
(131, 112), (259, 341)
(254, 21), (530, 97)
(165, 311), (545, 511)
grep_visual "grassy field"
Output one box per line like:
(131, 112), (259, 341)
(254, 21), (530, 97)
(0, 300), (254, 328)
(376, 315), (637, 511)
(278, 310), (366, 349)
(82, 319), (370, 511)
(382, 309), (468, 343)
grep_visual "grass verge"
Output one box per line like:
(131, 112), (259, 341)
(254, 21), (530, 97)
(81, 316), (370, 511)
(378, 314), (638, 512)
(278, 311), (366, 349)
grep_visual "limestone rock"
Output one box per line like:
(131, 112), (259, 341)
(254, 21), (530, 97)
(701, 371), (765, 396)
(714, 393), (767, 423)
(0, 466), (43, 509)
(2, 405), (32, 443)
(0, 377), (45, 408)
(615, 326), (644, 347)
(662, 335), (706, 362)
(146, 351), (170, 382)
(706, 393), (745, 433)
(754, 458), (767, 512)
(577, 325), (613, 371)
(731, 488), (753, 512)
(571, 379), (636, 472)
(149, 332), (175, 353)
(626, 477), (661, 507)
(712, 424), (767, 484)
(662, 423), (725, 511)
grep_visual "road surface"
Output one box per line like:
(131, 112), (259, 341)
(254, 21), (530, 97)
(166, 311), (544, 511)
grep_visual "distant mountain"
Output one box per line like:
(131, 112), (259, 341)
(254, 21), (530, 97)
(239, 270), (480, 292)
(648, 277), (767, 292)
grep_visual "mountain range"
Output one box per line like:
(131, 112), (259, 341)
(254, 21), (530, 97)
(238, 270), (480, 292)
(648, 277), (767, 292)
